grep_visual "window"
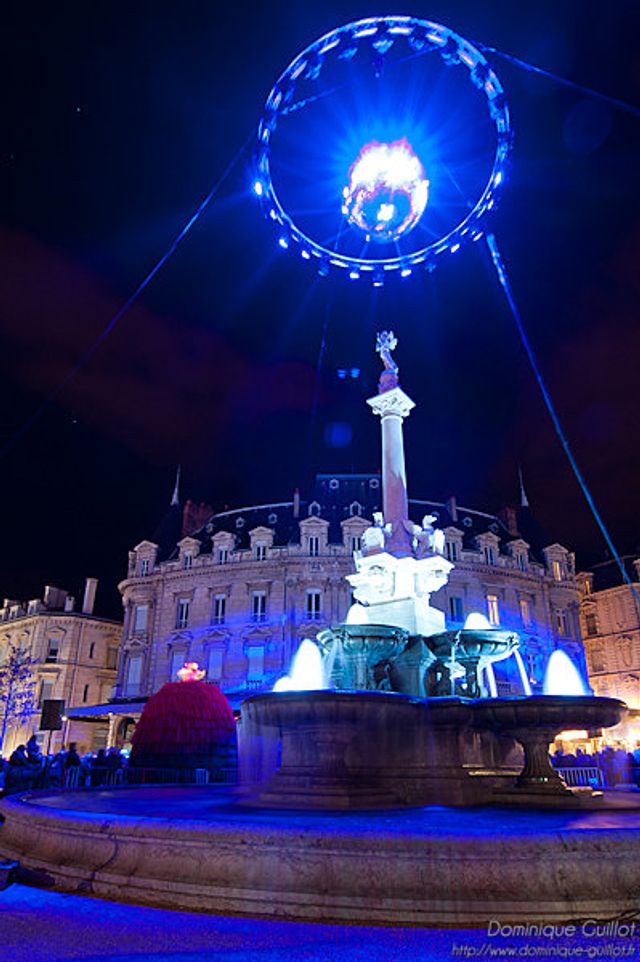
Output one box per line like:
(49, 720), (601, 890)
(351, 536), (362, 553)
(591, 645), (605, 672)
(251, 591), (267, 623)
(309, 535), (320, 557)
(246, 645), (265, 684)
(82, 684), (90, 703)
(486, 594), (500, 626)
(106, 647), (118, 670)
(39, 679), (54, 706)
(306, 590), (322, 621)
(255, 543), (267, 561)
(183, 553), (193, 570)
(212, 594), (226, 625)
(552, 559), (564, 581)
(585, 612), (598, 637)
(519, 599), (532, 628)
(140, 558), (150, 576)
(349, 501), (362, 517)
(45, 638), (59, 663)
(89, 642), (95, 660)
(170, 649), (186, 680)
(175, 597), (190, 629)
(555, 609), (570, 637)
(125, 653), (142, 696)
(483, 545), (497, 565)
(516, 552), (528, 572)
(449, 596), (464, 623)
(218, 546), (229, 565)
(133, 604), (149, 633)
(207, 647), (224, 683)
(445, 540), (460, 562)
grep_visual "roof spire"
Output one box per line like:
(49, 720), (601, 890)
(171, 465), (181, 507)
(518, 464), (530, 509)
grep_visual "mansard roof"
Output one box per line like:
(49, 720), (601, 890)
(154, 473), (557, 564)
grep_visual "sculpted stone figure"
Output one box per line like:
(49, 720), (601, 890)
(361, 512), (386, 555)
(375, 330), (399, 392)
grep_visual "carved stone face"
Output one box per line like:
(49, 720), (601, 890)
(353, 563), (395, 604)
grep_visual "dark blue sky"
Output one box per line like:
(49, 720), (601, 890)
(2, 1), (640, 616)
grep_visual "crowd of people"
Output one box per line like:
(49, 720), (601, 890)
(552, 744), (640, 787)
(0, 735), (126, 796)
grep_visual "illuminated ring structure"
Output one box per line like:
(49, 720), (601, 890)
(254, 16), (512, 283)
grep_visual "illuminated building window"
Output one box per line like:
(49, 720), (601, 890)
(306, 590), (322, 621)
(309, 535), (320, 557)
(140, 558), (150, 576)
(170, 648), (186, 680)
(555, 609), (570, 637)
(106, 647), (118, 670)
(516, 552), (528, 572)
(133, 604), (149, 633)
(183, 553), (193, 570)
(585, 612), (598, 637)
(45, 639), (59, 664)
(552, 559), (564, 581)
(251, 591), (267, 623)
(212, 594), (226, 625)
(449, 596), (464, 623)
(218, 546), (229, 565)
(175, 597), (190, 630)
(486, 594), (500, 626)
(519, 599), (532, 628)
(255, 543), (267, 561)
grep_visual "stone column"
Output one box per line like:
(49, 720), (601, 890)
(367, 386), (415, 556)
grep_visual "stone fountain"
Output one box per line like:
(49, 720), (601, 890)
(241, 332), (627, 810)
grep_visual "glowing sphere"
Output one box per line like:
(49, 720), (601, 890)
(342, 139), (429, 243)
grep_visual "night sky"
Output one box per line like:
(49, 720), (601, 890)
(2, 1), (640, 619)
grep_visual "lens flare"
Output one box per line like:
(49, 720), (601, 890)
(343, 139), (429, 243)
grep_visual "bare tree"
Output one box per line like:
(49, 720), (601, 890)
(0, 644), (38, 755)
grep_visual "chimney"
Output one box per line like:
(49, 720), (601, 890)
(82, 577), (98, 615)
(293, 487), (300, 519)
(446, 495), (458, 522)
(44, 585), (67, 610)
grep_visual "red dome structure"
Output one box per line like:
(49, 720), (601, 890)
(131, 680), (236, 767)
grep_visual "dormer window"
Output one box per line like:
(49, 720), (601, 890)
(183, 553), (193, 570)
(552, 559), (564, 581)
(309, 535), (320, 557)
(140, 558), (150, 576)
(445, 540), (460, 562)
(218, 546), (229, 565)
(308, 502), (321, 517)
(255, 544), (267, 561)
(483, 545), (497, 565)
(349, 501), (362, 517)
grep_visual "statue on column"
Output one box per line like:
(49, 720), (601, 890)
(415, 514), (445, 558)
(376, 330), (399, 393)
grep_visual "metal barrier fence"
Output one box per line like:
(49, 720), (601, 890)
(63, 766), (237, 789)
(556, 766), (605, 788)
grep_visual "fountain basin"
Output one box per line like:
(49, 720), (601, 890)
(316, 624), (410, 690)
(427, 628), (519, 697)
(473, 696), (628, 801)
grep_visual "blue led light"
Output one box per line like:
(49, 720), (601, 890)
(253, 180), (264, 197)
(278, 237), (289, 249)
(349, 270), (360, 280)
(401, 268), (412, 277)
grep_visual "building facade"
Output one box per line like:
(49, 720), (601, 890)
(579, 558), (640, 746)
(0, 579), (121, 756)
(113, 474), (584, 718)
